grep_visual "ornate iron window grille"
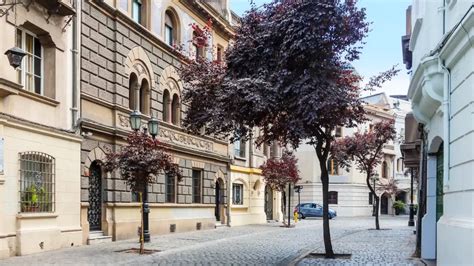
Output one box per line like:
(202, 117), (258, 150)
(19, 151), (55, 213)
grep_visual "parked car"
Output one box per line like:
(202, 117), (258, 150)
(294, 203), (337, 219)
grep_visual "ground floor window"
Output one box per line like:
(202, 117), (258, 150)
(369, 192), (374, 205)
(165, 173), (176, 203)
(328, 191), (338, 204)
(232, 183), (243, 205)
(192, 169), (202, 203)
(19, 152), (55, 212)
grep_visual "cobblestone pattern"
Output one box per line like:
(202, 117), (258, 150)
(0, 217), (421, 265)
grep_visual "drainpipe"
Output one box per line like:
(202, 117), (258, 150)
(71, 0), (80, 130)
(439, 59), (450, 189)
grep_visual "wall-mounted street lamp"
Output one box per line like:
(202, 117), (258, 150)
(129, 110), (159, 242)
(4, 47), (26, 69)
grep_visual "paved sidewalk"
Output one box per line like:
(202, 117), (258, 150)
(0, 216), (420, 265)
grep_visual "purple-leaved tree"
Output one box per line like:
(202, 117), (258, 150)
(331, 121), (396, 230)
(179, 0), (398, 257)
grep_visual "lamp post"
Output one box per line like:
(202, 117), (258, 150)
(129, 110), (159, 242)
(294, 185), (302, 215)
(371, 174), (379, 216)
(408, 168), (415, 226)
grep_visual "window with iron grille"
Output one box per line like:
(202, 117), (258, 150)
(232, 183), (243, 205)
(165, 173), (176, 203)
(19, 152), (55, 213)
(328, 191), (338, 205)
(192, 169), (202, 203)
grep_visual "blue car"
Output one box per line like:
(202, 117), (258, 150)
(295, 203), (337, 219)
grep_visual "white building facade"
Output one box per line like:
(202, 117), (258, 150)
(293, 103), (405, 217)
(405, 1), (474, 264)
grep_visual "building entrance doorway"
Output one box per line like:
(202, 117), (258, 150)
(264, 185), (273, 220)
(381, 193), (389, 215)
(88, 161), (102, 231)
(215, 179), (223, 222)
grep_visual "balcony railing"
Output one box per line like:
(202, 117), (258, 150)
(35, 0), (75, 16)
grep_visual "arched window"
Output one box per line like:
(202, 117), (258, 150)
(164, 10), (178, 46)
(171, 94), (180, 126)
(163, 90), (171, 122)
(139, 79), (150, 115)
(129, 73), (138, 110)
(328, 191), (338, 204)
(327, 157), (339, 175)
(382, 161), (388, 178)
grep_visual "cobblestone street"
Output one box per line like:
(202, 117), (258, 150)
(1, 216), (420, 265)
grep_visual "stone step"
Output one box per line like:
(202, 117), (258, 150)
(87, 231), (112, 245)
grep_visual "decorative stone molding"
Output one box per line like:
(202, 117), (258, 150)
(408, 56), (444, 124)
(158, 65), (183, 96)
(192, 161), (205, 169)
(124, 46), (156, 91)
(84, 146), (107, 177)
(158, 127), (213, 152)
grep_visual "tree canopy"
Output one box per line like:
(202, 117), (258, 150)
(260, 150), (300, 192)
(103, 131), (182, 191)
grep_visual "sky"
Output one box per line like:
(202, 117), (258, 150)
(230, 0), (412, 97)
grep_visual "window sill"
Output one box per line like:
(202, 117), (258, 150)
(18, 90), (59, 107)
(0, 78), (21, 97)
(231, 205), (247, 209)
(16, 213), (58, 219)
(234, 155), (246, 161)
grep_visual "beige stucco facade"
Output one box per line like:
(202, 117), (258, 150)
(0, 1), (82, 258)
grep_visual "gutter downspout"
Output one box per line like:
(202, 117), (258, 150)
(71, 0), (80, 130)
(439, 59), (450, 190)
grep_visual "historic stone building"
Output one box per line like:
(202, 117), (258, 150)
(0, 0), (82, 258)
(79, 0), (235, 243)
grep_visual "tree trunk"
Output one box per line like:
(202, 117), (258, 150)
(316, 145), (334, 258)
(375, 196), (380, 230)
(365, 174), (380, 230)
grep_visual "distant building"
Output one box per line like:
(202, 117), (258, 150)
(402, 1), (474, 264)
(293, 98), (413, 217)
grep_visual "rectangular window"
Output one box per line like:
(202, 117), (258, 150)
(17, 29), (43, 95)
(165, 24), (173, 46)
(131, 0), (142, 24)
(232, 183), (243, 205)
(234, 140), (245, 158)
(165, 173), (175, 203)
(369, 192), (374, 205)
(335, 126), (342, 138)
(192, 169), (202, 203)
(19, 152), (55, 213)
(217, 46), (223, 62)
(328, 191), (338, 204)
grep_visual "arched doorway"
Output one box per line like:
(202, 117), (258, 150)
(88, 161), (103, 231)
(436, 144), (443, 221)
(215, 179), (224, 222)
(264, 185), (273, 220)
(381, 193), (389, 215)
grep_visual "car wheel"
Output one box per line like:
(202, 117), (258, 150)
(328, 213), (334, 219)
(298, 213), (305, 219)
